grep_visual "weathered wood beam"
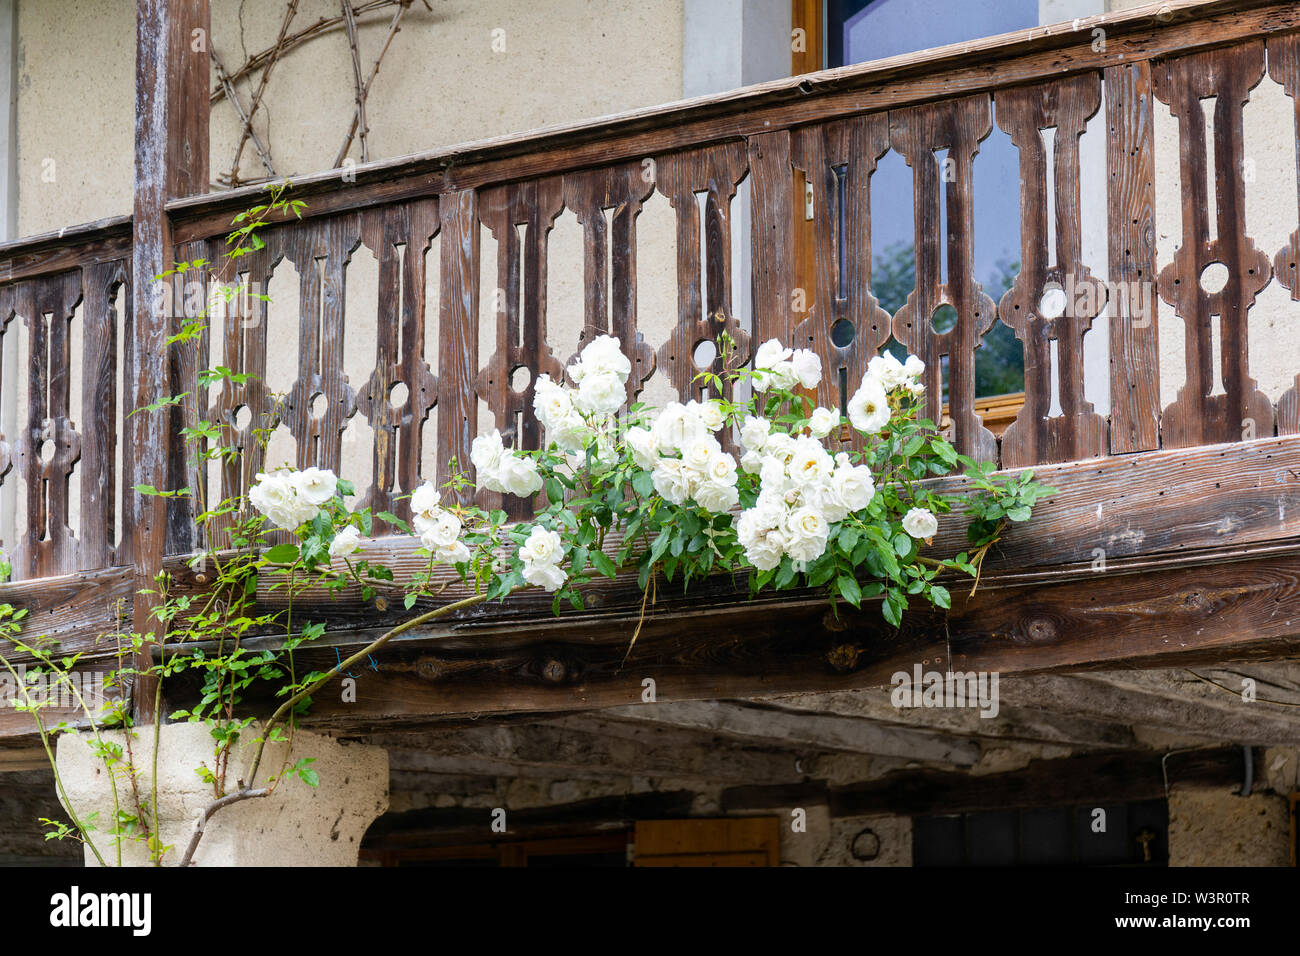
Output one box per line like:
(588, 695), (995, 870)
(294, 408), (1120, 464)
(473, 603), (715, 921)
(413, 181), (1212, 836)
(585, 700), (981, 766)
(156, 435), (1300, 652)
(1004, 671), (1300, 746)
(824, 747), (1251, 817)
(766, 690), (1142, 751)
(379, 723), (813, 784)
(129, 0), (209, 722)
(190, 549), (1300, 733)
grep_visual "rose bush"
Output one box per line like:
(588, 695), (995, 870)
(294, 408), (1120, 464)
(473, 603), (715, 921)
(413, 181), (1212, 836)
(249, 332), (1053, 628)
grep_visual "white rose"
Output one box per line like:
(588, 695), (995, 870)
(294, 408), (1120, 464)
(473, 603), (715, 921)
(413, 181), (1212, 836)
(574, 370), (626, 419)
(570, 334), (631, 385)
(293, 467), (338, 506)
(697, 399), (726, 432)
(832, 464), (876, 513)
(624, 426), (659, 469)
(519, 525), (564, 567)
(739, 415), (771, 452)
(786, 507), (830, 563)
(867, 352), (907, 390)
(410, 482), (440, 519)
(789, 436), (833, 487)
(497, 453), (543, 498)
(471, 430), (506, 486)
(848, 378), (891, 435)
(903, 354), (925, 380)
(740, 449), (764, 474)
(523, 561), (568, 592)
(791, 349), (823, 389)
(651, 402), (704, 454)
(902, 507), (938, 540)
(651, 457), (691, 505)
(533, 375), (574, 432)
(250, 472), (318, 531)
(436, 540), (471, 565)
(421, 510), (463, 551)
(329, 524), (363, 559)
(752, 339), (793, 393)
(681, 436), (721, 478)
(746, 529), (787, 571)
(737, 502), (789, 570)
(807, 406), (839, 439)
(694, 480), (739, 514)
(770, 361), (800, 391)
(706, 451), (738, 486)
(764, 433), (797, 467)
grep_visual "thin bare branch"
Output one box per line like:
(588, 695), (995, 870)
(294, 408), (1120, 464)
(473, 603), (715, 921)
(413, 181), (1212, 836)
(230, 0), (300, 180)
(340, 1), (369, 164)
(209, 0), (405, 104)
(179, 787), (270, 866)
(332, 0), (410, 168)
(211, 46), (277, 186)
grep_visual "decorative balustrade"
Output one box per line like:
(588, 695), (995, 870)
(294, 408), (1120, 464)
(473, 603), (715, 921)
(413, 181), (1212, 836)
(1, 0), (1299, 594)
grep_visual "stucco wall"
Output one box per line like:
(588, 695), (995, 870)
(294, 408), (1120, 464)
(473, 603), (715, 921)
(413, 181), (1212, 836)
(1167, 786), (1292, 866)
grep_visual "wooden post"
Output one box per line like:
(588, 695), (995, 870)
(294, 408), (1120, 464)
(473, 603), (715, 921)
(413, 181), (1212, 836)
(129, 0), (209, 721)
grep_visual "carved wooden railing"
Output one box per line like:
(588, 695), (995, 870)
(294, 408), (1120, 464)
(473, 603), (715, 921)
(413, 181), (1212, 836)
(1, 0), (1300, 596)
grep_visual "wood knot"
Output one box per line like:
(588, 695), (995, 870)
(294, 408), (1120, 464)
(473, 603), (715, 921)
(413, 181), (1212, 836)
(826, 644), (863, 673)
(1023, 617), (1058, 644)
(540, 658), (568, 684)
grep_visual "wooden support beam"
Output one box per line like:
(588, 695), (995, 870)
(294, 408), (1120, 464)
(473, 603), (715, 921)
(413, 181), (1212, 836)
(129, 0), (209, 722)
(825, 747), (1251, 817)
(182, 548), (1300, 733)
(379, 723), (813, 784)
(588, 700), (981, 766)
(767, 690), (1142, 752)
(1004, 671), (1300, 746)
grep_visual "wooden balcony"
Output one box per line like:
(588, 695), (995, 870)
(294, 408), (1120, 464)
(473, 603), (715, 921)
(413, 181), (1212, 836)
(3, 0), (1300, 737)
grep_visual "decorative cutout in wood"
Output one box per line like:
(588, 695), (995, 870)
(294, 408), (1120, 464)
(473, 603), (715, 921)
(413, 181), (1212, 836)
(562, 162), (657, 405)
(280, 216), (362, 472)
(356, 199), (439, 529)
(1154, 42), (1273, 447)
(790, 114), (893, 426)
(4, 272), (84, 579)
(477, 179), (565, 517)
(654, 143), (750, 404)
(1267, 34), (1300, 433)
(997, 74), (1107, 467)
(890, 95), (999, 463)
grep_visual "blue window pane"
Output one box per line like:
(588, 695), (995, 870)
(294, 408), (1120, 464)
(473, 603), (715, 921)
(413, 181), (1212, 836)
(829, 0), (1039, 68)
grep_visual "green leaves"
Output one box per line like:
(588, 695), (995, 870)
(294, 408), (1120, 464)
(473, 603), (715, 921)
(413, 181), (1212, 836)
(263, 543), (300, 565)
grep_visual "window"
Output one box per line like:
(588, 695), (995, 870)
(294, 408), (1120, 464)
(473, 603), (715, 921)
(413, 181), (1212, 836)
(821, 0), (1032, 401)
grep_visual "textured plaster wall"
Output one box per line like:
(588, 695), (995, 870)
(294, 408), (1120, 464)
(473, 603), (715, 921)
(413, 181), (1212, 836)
(1167, 787), (1292, 867)
(11, 0), (687, 533)
(56, 722), (388, 866)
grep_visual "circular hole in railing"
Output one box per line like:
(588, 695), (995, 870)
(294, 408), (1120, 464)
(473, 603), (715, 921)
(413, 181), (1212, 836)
(39, 439), (55, 464)
(693, 339), (717, 369)
(930, 304), (958, 334)
(310, 392), (328, 420)
(1199, 261), (1229, 294)
(1038, 283), (1068, 319)
(233, 405), (252, 430)
(831, 319), (856, 348)
(510, 365), (532, 394)
(388, 381), (409, 409)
